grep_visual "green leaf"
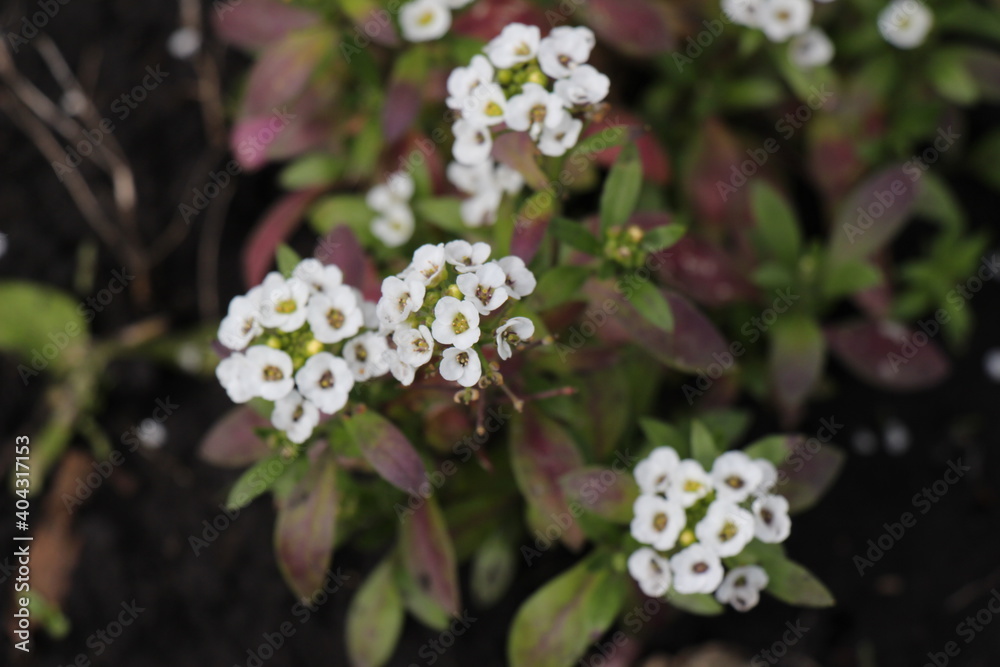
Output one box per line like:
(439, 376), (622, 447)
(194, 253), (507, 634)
(531, 266), (591, 311)
(347, 557), (405, 667)
(765, 558), (835, 608)
(776, 442), (845, 514)
(629, 281), (674, 332)
(689, 420), (717, 469)
(276, 244), (302, 277)
(279, 154), (343, 190)
(309, 195), (373, 235)
(399, 497), (460, 618)
(968, 130), (1000, 191)
(721, 77), (785, 110)
(226, 452), (293, 511)
(929, 49), (979, 105)
(508, 552), (627, 667)
(550, 217), (603, 255)
(822, 258), (883, 300)
(751, 182), (801, 265)
(414, 198), (468, 235)
(914, 173), (965, 229)
(642, 224), (686, 252)
(829, 166), (918, 264)
(667, 592), (725, 616)
(697, 409), (752, 450)
(599, 143), (643, 231)
(769, 315), (825, 418)
(0, 281), (89, 372)
(470, 530), (518, 609)
(639, 418), (688, 458)
(559, 466), (639, 524)
(343, 409), (427, 493)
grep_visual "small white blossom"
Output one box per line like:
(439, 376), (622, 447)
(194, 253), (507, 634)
(460, 188), (502, 227)
(400, 0), (452, 42)
(446, 55), (495, 110)
(630, 494), (686, 551)
(670, 544), (725, 595)
(752, 494), (792, 543)
(461, 83), (509, 127)
(538, 26), (595, 79)
(715, 565), (769, 612)
(444, 240), (492, 273)
(431, 296), (481, 348)
(711, 451), (764, 503)
(722, 0), (762, 28)
(343, 332), (391, 381)
(484, 23), (541, 69)
(634, 446), (681, 495)
(754, 459), (778, 495)
(244, 346), (295, 400)
(371, 203), (415, 248)
(216, 353), (254, 403)
(271, 390), (320, 444)
(376, 276), (426, 328)
(789, 28), (834, 68)
(393, 325), (435, 367)
(457, 262), (509, 315)
(295, 353), (354, 415)
(306, 286), (364, 344)
(668, 459), (711, 508)
(553, 65), (609, 107)
(497, 256), (537, 300)
(496, 317), (535, 360)
(695, 500), (756, 557)
(447, 161), (496, 195)
(293, 259), (344, 296)
(504, 83), (566, 140)
(495, 163), (525, 195)
(258, 273), (310, 332)
(538, 115), (583, 157)
(758, 0), (812, 42)
(627, 548), (672, 598)
(386, 350), (418, 386)
(406, 243), (447, 285)
(218, 294), (263, 350)
(452, 119), (494, 166)
(439, 347), (483, 387)
(878, 0), (933, 49)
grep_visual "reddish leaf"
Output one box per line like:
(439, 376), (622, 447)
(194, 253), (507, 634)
(399, 497), (460, 617)
(211, 0), (318, 51)
(807, 117), (868, 204)
(772, 438), (845, 513)
(509, 409), (586, 550)
(769, 315), (825, 424)
(654, 237), (757, 306)
(382, 82), (423, 144)
(240, 29), (332, 117)
(199, 406), (271, 467)
(346, 5), (400, 47)
(343, 409), (428, 493)
(314, 225), (382, 301)
(493, 132), (548, 191)
(232, 89), (334, 171)
(829, 165), (919, 263)
(242, 188), (325, 287)
(584, 111), (671, 185)
(582, 0), (675, 56)
(511, 192), (555, 264)
(274, 453), (339, 601)
(825, 320), (950, 391)
(452, 0), (547, 40)
(684, 118), (753, 230)
(559, 466), (638, 524)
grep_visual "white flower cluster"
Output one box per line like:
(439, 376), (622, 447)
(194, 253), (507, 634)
(626, 447), (791, 612)
(445, 23), (610, 226)
(367, 171), (416, 248)
(214, 246), (536, 444)
(399, 0), (474, 43)
(722, 0), (835, 68)
(877, 0), (933, 50)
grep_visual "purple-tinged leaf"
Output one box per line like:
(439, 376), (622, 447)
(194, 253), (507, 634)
(653, 237), (757, 306)
(240, 28), (333, 117)
(211, 0), (318, 51)
(452, 0), (547, 39)
(584, 111), (671, 185)
(758, 437), (845, 513)
(382, 82), (422, 144)
(242, 188), (324, 287)
(493, 132), (548, 191)
(683, 118), (752, 230)
(399, 497), (460, 617)
(559, 466), (638, 524)
(829, 165), (919, 263)
(825, 320), (950, 391)
(346, 557), (404, 667)
(199, 406), (271, 467)
(274, 453), (339, 601)
(582, 0), (675, 56)
(509, 409), (586, 550)
(314, 225), (382, 301)
(343, 408), (427, 493)
(769, 315), (825, 424)
(511, 191), (555, 264)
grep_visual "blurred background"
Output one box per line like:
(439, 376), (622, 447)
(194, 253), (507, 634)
(1, 0), (999, 666)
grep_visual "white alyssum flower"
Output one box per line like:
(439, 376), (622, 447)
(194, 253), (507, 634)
(452, 119), (494, 166)
(723, 0), (762, 27)
(399, 0), (452, 42)
(878, 0), (933, 49)
(444, 240), (492, 273)
(218, 294), (263, 350)
(634, 446), (681, 495)
(292, 259), (344, 296)
(376, 276), (427, 328)
(627, 548), (672, 598)
(306, 286), (364, 344)
(271, 390), (320, 444)
(371, 203), (415, 248)
(439, 347), (483, 387)
(537, 26), (595, 79)
(495, 163), (525, 195)
(538, 115), (583, 157)
(715, 565), (769, 612)
(789, 28), (834, 68)
(457, 262), (509, 315)
(393, 325), (435, 367)
(367, 172), (415, 213)
(461, 83), (509, 127)
(752, 494), (792, 543)
(244, 345), (295, 400)
(406, 243), (447, 285)
(343, 332), (391, 381)
(460, 188), (502, 227)
(505, 83), (567, 141)
(431, 296), (481, 348)
(695, 500), (756, 557)
(386, 350), (417, 386)
(711, 450), (764, 503)
(630, 494), (686, 551)
(216, 353), (255, 403)
(670, 543), (725, 595)
(553, 65), (610, 107)
(446, 55), (495, 110)
(447, 161), (496, 195)
(484, 23), (541, 69)
(258, 273), (310, 332)
(294, 353), (354, 415)
(495, 317), (535, 360)
(668, 459), (711, 508)
(757, 0), (812, 42)
(754, 459), (778, 495)
(497, 256), (537, 300)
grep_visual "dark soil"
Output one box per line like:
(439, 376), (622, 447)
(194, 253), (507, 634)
(1, 2), (999, 666)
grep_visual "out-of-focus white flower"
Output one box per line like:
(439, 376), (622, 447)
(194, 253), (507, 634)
(695, 500), (756, 557)
(367, 173), (414, 214)
(504, 83), (567, 140)
(386, 350), (417, 386)
(495, 164), (524, 195)
(630, 494), (686, 550)
(343, 332), (391, 381)
(878, 0), (933, 49)
(452, 119), (494, 166)
(258, 273), (310, 332)
(670, 544), (725, 595)
(447, 55), (495, 110)
(400, 0), (452, 42)
(431, 296), (482, 348)
(722, 0), (762, 28)
(553, 64), (609, 106)
(218, 294), (263, 350)
(757, 0), (812, 42)
(444, 240), (492, 273)
(495, 317), (534, 360)
(295, 352), (354, 415)
(271, 390), (320, 444)
(457, 262), (509, 315)
(538, 115), (583, 157)
(137, 418), (168, 449)
(538, 26), (596, 79)
(447, 161), (496, 195)
(293, 259), (344, 296)
(216, 353), (255, 403)
(711, 450), (764, 503)
(484, 23), (541, 68)
(754, 459), (778, 495)
(627, 547), (672, 598)
(306, 286), (364, 344)
(376, 276), (426, 328)
(439, 347), (483, 387)
(715, 565), (769, 612)
(244, 346), (295, 400)
(634, 446), (681, 495)
(789, 27), (834, 67)
(462, 83), (509, 127)
(669, 459), (711, 508)
(497, 256), (537, 300)
(393, 325), (435, 367)
(406, 243), (447, 285)
(459, 188), (502, 227)
(752, 494), (792, 543)
(167, 27), (201, 60)
(371, 203), (415, 248)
